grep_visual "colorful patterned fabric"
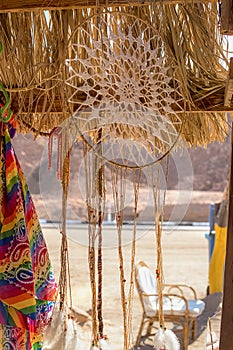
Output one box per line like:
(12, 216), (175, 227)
(0, 117), (57, 349)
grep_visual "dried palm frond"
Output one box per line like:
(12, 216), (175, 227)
(0, 3), (230, 147)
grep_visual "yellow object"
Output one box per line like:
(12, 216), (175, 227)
(209, 224), (227, 294)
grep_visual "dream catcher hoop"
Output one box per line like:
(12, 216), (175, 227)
(65, 11), (184, 170)
(65, 11), (185, 350)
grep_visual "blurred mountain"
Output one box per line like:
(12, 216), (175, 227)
(12, 133), (230, 222)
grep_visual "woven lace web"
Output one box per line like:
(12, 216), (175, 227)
(66, 14), (184, 168)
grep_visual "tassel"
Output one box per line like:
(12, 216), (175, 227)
(43, 310), (83, 350)
(65, 317), (83, 350)
(154, 327), (180, 350)
(47, 127), (63, 181)
(99, 338), (111, 349)
(90, 336), (110, 350)
(206, 331), (219, 350)
(43, 311), (64, 349)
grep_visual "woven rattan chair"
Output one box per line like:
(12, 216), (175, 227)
(135, 261), (205, 349)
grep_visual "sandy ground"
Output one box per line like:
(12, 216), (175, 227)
(43, 224), (222, 350)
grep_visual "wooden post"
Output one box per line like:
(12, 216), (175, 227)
(219, 119), (233, 349)
(221, 0), (233, 35)
(224, 58), (233, 107)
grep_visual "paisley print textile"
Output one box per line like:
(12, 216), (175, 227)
(0, 118), (57, 349)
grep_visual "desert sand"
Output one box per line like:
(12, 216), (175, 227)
(43, 223), (222, 349)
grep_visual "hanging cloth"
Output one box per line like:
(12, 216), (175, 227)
(0, 117), (57, 349)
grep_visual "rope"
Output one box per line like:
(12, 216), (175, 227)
(48, 127), (63, 181)
(127, 168), (141, 347)
(208, 318), (214, 350)
(155, 215), (164, 328)
(58, 130), (72, 311)
(83, 139), (107, 346)
(152, 156), (170, 329)
(83, 141), (99, 346)
(207, 308), (221, 350)
(96, 132), (105, 339)
(111, 166), (129, 350)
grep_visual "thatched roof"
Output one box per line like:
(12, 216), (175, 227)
(0, 2), (231, 146)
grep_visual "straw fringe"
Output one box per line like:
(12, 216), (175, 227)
(0, 4), (230, 146)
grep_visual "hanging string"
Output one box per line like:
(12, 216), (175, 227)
(83, 141), (99, 347)
(58, 128), (72, 312)
(151, 156), (170, 329)
(96, 132), (105, 340)
(127, 168), (141, 347)
(152, 156), (181, 350)
(160, 156), (170, 226)
(206, 309), (221, 350)
(208, 318), (214, 350)
(155, 213), (165, 328)
(111, 165), (129, 350)
(44, 127), (84, 350)
(94, 15), (108, 339)
(48, 127), (63, 181)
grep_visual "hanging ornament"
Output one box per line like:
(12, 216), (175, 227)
(206, 331), (219, 350)
(152, 163), (180, 350)
(206, 317), (219, 350)
(48, 127), (63, 180)
(82, 142), (110, 349)
(44, 139), (83, 349)
(66, 13), (183, 170)
(90, 336), (110, 350)
(99, 337), (111, 350)
(43, 310), (83, 350)
(154, 327), (180, 350)
(43, 310), (63, 349)
(65, 12), (184, 350)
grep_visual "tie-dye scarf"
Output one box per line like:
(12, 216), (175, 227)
(0, 117), (57, 349)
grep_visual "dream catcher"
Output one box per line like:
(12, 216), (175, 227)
(65, 11), (184, 349)
(44, 126), (83, 350)
(66, 12), (183, 165)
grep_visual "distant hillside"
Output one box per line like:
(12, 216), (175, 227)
(13, 133), (230, 192)
(12, 132), (230, 222)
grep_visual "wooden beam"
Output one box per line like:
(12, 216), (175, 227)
(220, 119), (233, 350)
(221, 0), (233, 35)
(8, 84), (233, 114)
(10, 100), (233, 114)
(0, 0), (218, 12)
(7, 86), (233, 114)
(224, 57), (233, 107)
